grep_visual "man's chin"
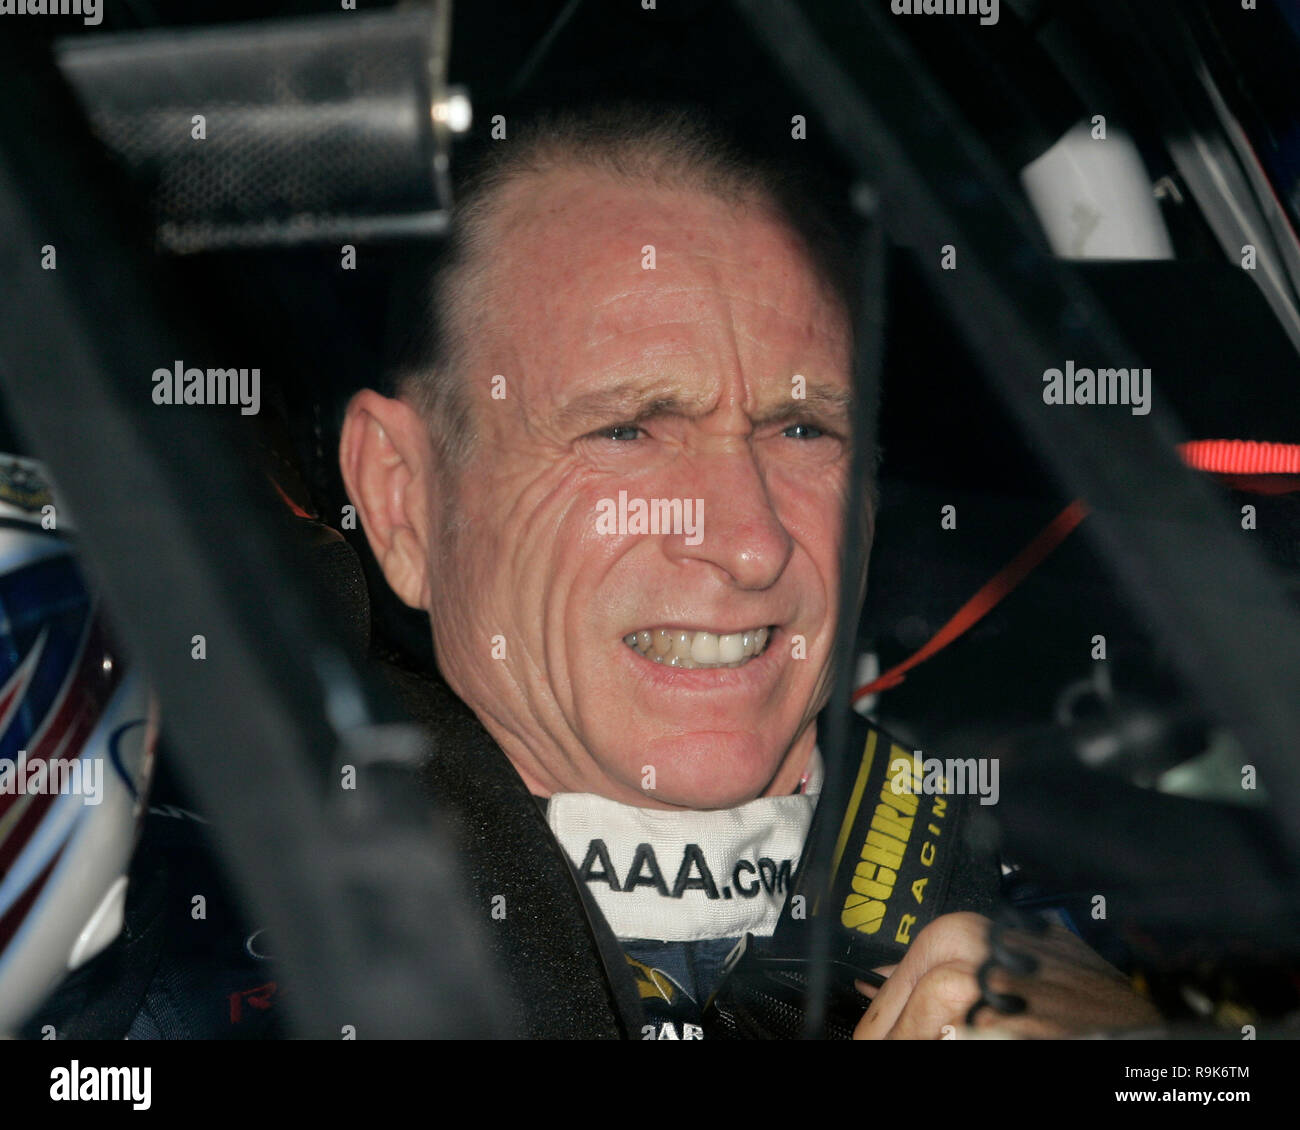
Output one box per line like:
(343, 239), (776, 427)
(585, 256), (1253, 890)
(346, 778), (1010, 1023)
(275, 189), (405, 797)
(607, 729), (794, 811)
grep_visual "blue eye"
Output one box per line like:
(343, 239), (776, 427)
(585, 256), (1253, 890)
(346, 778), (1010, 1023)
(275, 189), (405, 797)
(601, 425), (643, 441)
(783, 422), (824, 440)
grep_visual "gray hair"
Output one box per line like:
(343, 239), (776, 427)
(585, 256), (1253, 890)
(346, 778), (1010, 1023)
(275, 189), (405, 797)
(393, 103), (861, 469)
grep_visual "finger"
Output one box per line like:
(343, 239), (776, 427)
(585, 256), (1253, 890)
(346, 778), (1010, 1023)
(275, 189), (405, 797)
(884, 961), (983, 1040)
(853, 963), (898, 1001)
(854, 915), (993, 1039)
(854, 959), (983, 1039)
(854, 958), (936, 1038)
(853, 964), (894, 990)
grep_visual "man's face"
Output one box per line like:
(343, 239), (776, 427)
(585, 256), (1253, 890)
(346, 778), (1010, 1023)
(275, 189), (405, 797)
(425, 169), (861, 809)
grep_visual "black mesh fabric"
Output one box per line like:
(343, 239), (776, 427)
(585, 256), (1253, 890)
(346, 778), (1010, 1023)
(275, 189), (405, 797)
(57, 8), (449, 251)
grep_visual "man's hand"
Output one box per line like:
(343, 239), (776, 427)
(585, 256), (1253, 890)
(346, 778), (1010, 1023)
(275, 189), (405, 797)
(852, 911), (1162, 1039)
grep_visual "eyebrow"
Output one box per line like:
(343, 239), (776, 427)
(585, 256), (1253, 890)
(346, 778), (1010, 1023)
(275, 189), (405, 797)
(554, 383), (709, 431)
(555, 380), (853, 432)
(751, 385), (853, 428)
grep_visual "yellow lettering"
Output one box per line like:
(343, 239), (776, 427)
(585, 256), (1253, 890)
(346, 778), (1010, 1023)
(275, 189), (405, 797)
(842, 895), (886, 934)
(911, 877), (928, 903)
(920, 841), (936, 867)
(863, 829), (906, 871)
(851, 860), (896, 900)
(843, 759), (928, 935)
(896, 913), (918, 945)
(880, 785), (917, 816)
(887, 747), (923, 797)
(872, 803), (914, 842)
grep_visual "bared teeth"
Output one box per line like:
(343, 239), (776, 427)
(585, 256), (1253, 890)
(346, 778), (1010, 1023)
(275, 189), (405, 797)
(690, 632), (720, 664)
(717, 632), (745, 663)
(624, 626), (775, 668)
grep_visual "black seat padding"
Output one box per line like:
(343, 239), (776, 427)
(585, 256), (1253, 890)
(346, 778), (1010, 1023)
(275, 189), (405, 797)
(380, 661), (645, 1039)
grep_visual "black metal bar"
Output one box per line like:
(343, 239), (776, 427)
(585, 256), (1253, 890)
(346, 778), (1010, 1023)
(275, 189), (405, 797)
(803, 211), (888, 1039)
(734, 0), (1300, 878)
(0, 29), (508, 1038)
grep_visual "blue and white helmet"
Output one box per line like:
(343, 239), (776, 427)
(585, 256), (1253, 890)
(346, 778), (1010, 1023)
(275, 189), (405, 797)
(0, 455), (156, 1035)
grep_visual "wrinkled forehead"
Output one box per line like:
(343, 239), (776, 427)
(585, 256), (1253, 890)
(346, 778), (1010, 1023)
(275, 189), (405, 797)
(474, 170), (852, 410)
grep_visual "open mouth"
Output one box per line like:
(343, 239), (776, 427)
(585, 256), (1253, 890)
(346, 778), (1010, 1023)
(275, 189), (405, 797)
(622, 626), (775, 669)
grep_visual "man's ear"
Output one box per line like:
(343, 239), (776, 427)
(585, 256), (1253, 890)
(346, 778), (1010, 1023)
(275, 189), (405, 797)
(339, 389), (437, 611)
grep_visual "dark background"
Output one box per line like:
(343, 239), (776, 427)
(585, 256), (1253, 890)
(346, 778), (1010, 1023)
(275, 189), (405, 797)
(10, 0), (1300, 1024)
(25, 0), (1300, 751)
